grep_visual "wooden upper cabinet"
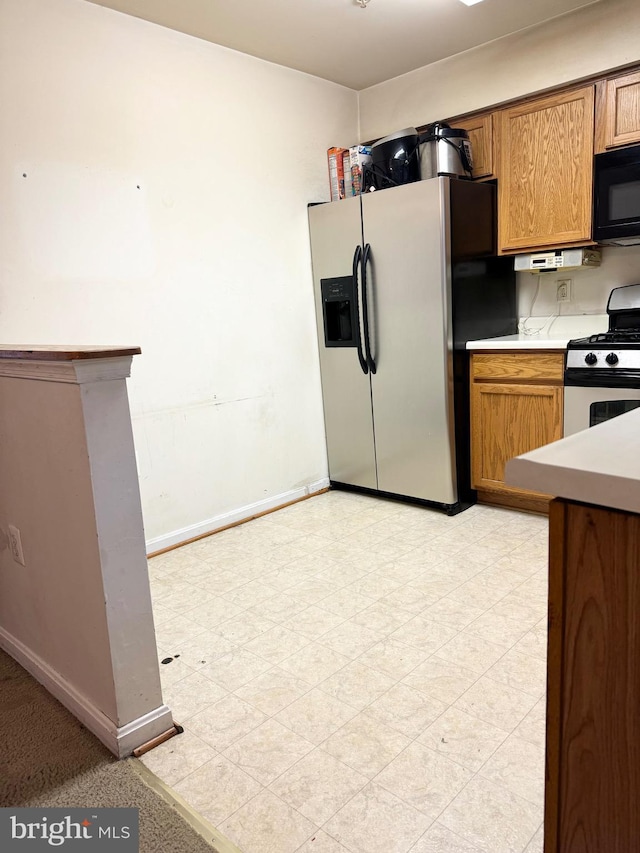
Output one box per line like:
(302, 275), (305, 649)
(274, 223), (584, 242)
(452, 113), (494, 180)
(497, 86), (595, 253)
(595, 71), (640, 152)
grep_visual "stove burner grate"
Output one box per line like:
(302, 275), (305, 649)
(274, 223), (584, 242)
(575, 330), (640, 345)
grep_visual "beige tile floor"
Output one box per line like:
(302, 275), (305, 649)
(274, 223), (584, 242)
(142, 491), (548, 853)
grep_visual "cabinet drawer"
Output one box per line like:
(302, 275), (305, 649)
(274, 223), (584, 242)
(472, 352), (564, 382)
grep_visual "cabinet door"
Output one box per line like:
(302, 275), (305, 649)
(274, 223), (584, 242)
(471, 381), (563, 493)
(454, 113), (494, 180)
(601, 71), (640, 150)
(498, 87), (595, 252)
(546, 500), (640, 853)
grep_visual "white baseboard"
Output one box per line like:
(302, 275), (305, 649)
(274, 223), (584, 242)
(115, 703), (175, 758)
(0, 627), (174, 758)
(146, 478), (330, 554)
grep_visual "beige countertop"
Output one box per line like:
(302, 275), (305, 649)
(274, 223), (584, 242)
(467, 314), (608, 350)
(0, 345), (141, 360)
(505, 407), (640, 514)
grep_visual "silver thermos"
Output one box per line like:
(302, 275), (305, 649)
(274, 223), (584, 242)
(419, 122), (473, 179)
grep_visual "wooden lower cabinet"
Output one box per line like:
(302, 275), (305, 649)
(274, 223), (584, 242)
(471, 381), (562, 484)
(470, 351), (564, 511)
(546, 499), (640, 852)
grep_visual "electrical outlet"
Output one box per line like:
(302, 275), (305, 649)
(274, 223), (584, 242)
(8, 524), (25, 566)
(557, 279), (572, 303)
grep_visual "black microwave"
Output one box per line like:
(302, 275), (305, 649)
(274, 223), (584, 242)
(594, 144), (640, 246)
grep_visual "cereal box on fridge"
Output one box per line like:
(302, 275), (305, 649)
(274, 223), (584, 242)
(327, 147), (348, 201)
(350, 145), (372, 196)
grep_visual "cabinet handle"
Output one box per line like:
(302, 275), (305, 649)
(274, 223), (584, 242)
(362, 243), (376, 374)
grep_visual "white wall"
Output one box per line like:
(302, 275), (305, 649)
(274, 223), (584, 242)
(358, 0), (640, 142)
(0, 355), (172, 756)
(517, 245), (640, 321)
(0, 375), (117, 719)
(0, 0), (358, 548)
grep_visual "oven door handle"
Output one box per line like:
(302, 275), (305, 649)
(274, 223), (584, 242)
(565, 368), (640, 388)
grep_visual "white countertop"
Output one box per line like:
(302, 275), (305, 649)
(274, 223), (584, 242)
(467, 314), (608, 350)
(505, 407), (640, 514)
(467, 333), (570, 350)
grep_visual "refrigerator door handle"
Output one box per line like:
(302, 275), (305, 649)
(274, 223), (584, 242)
(352, 244), (369, 375)
(361, 242), (377, 374)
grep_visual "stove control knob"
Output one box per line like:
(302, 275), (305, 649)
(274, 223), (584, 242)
(585, 352), (598, 365)
(606, 352), (619, 365)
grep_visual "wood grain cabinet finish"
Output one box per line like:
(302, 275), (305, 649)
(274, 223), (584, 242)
(497, 87), (595, 253)
(546, 499), (640, 853)
(471, 352), (564, 382)
(470, 352), (564, 509)
(451, 113), (494, 180)
(595, 71), (640, 152)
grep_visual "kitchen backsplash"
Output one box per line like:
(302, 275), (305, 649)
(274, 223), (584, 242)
(517, 244), (640, 318)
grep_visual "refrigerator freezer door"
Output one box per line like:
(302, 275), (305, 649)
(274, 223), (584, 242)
(308, 197), (377, 490)
(362, 179), (457, 504)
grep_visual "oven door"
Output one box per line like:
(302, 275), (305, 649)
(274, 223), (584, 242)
(564, 385), (640, 436)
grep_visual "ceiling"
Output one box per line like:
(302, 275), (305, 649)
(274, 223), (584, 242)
(86, 0), (601, 90)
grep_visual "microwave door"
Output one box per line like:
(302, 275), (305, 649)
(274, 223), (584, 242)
(594, 150), (640, 243)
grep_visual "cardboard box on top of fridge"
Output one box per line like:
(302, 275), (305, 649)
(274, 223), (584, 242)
(343, 151), (353, 199)
(350, 145), (372, 196)
(327, 147), (348, 201)
(327, 145), (373, 200)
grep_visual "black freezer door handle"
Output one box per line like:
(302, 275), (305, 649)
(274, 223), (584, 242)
(353, 244), (368, 375)
(361, 242), (376, 374)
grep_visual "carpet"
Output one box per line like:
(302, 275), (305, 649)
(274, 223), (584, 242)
(0, 649), (230, 853)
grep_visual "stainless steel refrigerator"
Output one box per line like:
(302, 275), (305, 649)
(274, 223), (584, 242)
(308, 177), (516, 514)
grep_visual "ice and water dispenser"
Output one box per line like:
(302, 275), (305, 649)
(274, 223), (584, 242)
(321, 277), (358, 347)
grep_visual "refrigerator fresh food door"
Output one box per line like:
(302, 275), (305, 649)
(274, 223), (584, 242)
(308, 197), (378, 490)
(361, 178), (457, 504)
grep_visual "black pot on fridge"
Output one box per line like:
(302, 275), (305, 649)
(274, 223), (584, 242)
(368, 127), (420, 191)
